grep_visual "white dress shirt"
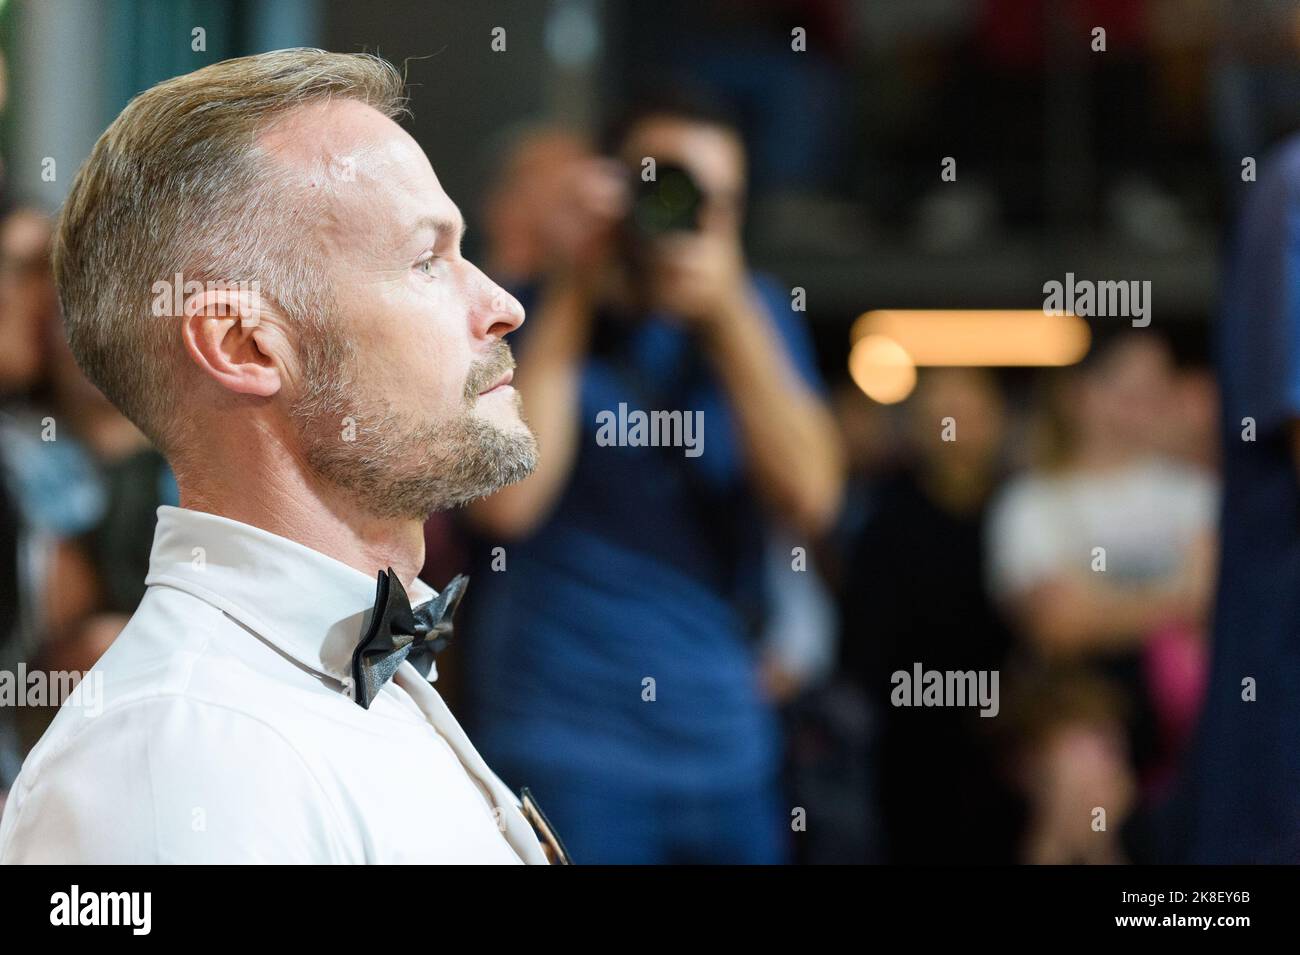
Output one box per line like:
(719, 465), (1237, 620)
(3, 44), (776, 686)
(0, 505), (551, 864)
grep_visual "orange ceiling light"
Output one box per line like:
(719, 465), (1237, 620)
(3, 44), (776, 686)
(849, 310), (1091, 368)
(846, 309), (1091, 404)
(848, 334), (918, 404)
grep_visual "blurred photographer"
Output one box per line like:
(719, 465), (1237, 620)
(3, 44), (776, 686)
(462, 92), (843, 864)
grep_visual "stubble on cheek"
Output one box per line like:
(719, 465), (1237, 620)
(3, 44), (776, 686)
(291, 326), (536, 518)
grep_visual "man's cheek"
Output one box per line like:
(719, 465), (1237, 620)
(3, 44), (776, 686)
(424, 352), (471, 413)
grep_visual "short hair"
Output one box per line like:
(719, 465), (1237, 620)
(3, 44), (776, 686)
(54, 48), (407, 455)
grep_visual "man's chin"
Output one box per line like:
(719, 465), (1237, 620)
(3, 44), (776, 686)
(439, 432), (538, 511)
(299, 398), (538, 519)
(494, 426), (539, 486)
(473, 398), (534, 440)
(454, 415), (539, 494)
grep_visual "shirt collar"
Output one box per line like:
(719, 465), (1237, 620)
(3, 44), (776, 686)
(144, 505), (439, 698)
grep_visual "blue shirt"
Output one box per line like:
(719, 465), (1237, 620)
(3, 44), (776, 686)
(1184, 136), (1300, 862)
(461, 274), (821, 795)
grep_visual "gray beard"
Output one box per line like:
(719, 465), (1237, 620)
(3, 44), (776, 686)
(290, 339), (537, 520)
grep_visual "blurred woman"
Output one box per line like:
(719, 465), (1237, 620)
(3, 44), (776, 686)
(986, 331), (1218, 863)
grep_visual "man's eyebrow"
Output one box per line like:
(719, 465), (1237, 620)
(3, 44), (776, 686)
(412, 215), (466, 243)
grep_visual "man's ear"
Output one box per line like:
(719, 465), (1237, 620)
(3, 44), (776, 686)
(179, 286), (288, 398)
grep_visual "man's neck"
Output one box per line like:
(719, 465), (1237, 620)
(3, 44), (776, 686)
(174, 438), (427, 589)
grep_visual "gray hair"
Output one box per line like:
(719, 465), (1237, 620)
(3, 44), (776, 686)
(54, 48), (407, 455)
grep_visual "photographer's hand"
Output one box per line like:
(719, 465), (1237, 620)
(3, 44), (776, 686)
(538, 157), (627, 277)
(643, 232), (748, 331)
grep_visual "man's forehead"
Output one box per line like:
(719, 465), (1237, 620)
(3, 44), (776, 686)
(262, 98), (420, 170)
(261, 98), (456, 248)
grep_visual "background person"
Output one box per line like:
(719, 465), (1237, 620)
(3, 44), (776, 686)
(840, 367), (1024, 864)
(1179, 133), (1300, 863)
(460, 89), (844, 864)
(986, 331), (1218, 863)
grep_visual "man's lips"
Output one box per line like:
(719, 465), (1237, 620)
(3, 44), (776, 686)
(478, 369), (514, 396)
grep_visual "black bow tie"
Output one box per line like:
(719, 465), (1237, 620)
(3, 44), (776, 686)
(350, 568), (469, 709)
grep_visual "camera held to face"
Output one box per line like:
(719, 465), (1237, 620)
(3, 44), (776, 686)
(628, 162), (704, 238)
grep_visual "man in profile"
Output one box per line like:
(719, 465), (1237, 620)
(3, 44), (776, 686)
(0, 49), (556, 863)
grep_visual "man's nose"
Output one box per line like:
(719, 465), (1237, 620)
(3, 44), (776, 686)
(470, 264), (525, 339)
